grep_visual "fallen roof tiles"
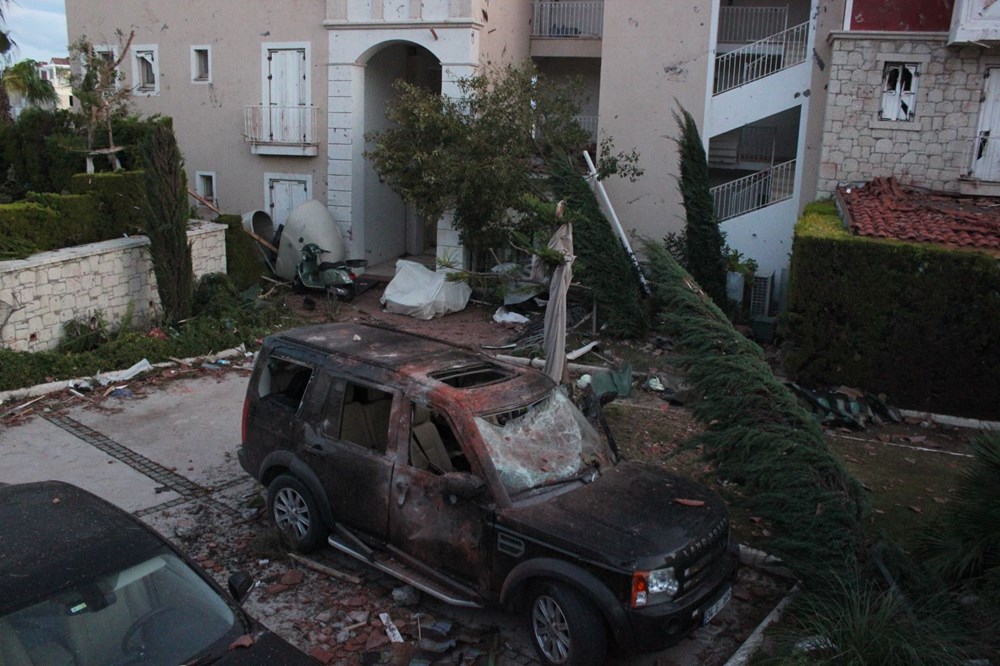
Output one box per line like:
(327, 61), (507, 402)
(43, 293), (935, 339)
(837, 177), (1000, 253)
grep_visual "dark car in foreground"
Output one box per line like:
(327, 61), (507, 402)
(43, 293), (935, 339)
(0, 481), (315, 666)
(239, 323), (738, 666)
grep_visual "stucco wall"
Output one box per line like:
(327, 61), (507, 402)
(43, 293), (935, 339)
(818, 34), (983, 194)
(0, 222), (226, 352)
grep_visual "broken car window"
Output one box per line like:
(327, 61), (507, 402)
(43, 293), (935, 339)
(338, 381), (392, 453)
(258, 357), (313, 412)
(475, 388), (613, 495)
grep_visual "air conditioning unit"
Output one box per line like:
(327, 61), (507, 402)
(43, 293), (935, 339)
(749, 272), (774, 318)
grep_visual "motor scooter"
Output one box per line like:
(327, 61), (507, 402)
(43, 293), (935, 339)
(294, 243), (367, 301)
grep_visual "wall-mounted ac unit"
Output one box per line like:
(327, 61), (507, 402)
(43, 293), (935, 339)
(750, 272), (774, 318)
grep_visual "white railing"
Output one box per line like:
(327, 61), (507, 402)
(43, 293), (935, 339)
(532, 1), (603, 37)
(575, 115), (598, 142)
(718, 6), (788, 44)
(244, 105), (319, 146)
(739, 126), (777, 163)
(711, 159), (796, 222)
(714, 21), (809, 95)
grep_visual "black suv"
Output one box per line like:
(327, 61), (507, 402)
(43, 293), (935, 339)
(239, 323), (738, 665)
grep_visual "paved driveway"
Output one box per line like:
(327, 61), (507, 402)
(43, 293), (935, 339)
(0, 366), (783, 665)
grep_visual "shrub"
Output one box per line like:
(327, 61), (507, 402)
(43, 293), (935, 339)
(71, 171), (148, 239)
(785, 201), (1000, 420)
(217, 214), (264, 291)
(0, 203), (60, 256)
(23, 193), (102, 246)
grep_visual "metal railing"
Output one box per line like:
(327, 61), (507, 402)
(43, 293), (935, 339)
(739, 126), (777, 163)
(718, 6), (788, 44)
(244, 105), (319, 146)
(532, 1), (604, 37)
(711, 159), (796, 222)
(714, 21), (809, 95)
(575, 115), (598, 142)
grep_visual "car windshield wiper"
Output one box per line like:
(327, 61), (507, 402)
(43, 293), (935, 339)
(521, 466), (600, 495)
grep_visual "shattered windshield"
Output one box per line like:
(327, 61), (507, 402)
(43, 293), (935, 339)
(475, 388), (614, 495)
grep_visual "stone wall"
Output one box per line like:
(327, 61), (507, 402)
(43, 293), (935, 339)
(0, 221), (227, 352)
(819, 34), (985, 195)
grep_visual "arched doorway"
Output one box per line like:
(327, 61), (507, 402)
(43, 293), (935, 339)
(363, 43), (441, 267)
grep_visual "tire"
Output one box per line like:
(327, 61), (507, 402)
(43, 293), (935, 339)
(527, 582), (607, 666)
(267, 474), (326, 552)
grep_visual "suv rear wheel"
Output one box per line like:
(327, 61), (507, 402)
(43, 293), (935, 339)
(528, 582), (607, 666)
(267, 474), (326, 552)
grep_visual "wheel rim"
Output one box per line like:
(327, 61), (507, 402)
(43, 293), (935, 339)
(532, 594), (571, 664)
(273, 487), (310, 539)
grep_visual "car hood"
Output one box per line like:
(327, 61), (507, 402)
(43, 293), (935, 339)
(214, 630), (315, 664)
(496, 461), (729, 571)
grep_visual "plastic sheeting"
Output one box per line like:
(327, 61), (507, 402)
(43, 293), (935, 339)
(380, 260), (472, 320)
(475, 389), (609, 495)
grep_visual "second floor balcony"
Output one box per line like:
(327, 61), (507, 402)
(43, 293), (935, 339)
(244, 105), (320, 157)
(532, 1), (603, 38)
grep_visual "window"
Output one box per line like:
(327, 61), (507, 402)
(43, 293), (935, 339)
(335, 380), (392, 453)
(195, 171), (216, 205)
(132, 45), (159, 95)
(880, 62), (918, 121)
(191, 46), (212, 84)
(258, 356), (313, 412)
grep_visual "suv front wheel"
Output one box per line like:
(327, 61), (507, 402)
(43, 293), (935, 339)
(528, 582), (607, 666)
(267, 474), (326, 552)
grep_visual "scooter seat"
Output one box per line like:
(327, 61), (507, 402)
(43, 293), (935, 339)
(318, 261), (347, 272)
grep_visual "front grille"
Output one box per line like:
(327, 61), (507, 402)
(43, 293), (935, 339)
(679, 520), (729, 594)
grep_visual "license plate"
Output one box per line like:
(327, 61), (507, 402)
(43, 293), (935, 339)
(702, 585), (732, 625)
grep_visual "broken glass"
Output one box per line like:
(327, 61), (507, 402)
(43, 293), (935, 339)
(475, 388), (614, 495)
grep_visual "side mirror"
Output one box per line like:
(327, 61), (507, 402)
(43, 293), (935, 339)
(228, 571), (255, 604)
(442, 472), (487, 499)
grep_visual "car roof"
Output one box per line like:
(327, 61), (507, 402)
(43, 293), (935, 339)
(270, 323), (554, 410)
(0, 481), (164, 613)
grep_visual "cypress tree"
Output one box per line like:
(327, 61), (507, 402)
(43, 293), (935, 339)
(140, 117), (193, 323)
(674, 107), (727, 307)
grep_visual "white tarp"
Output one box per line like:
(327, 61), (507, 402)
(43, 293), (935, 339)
(380, 260), (472, 320)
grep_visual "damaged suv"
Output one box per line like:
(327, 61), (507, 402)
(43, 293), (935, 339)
(239, 323), (738, 665)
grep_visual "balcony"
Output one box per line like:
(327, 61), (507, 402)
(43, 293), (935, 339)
(713, 21), (809, 95)
(711, 159), (796, 222)
(531, 1), (603, 58)
(244, 106), (319, 157)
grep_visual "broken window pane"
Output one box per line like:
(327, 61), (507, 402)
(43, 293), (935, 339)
(475, 389), (613, 495)
(880, 62), (918, 121)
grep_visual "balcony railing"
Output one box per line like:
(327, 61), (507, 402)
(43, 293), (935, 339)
(244, 105), (319, 156)
(714, 21), (809, 95)
(718, 6), (788, 44)
(711, 159), (796, 222)
(532, 1), (603, 38)
(575, 115), (598, 143)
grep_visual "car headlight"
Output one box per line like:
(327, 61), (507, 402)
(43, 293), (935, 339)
(631, 567), (679, 607)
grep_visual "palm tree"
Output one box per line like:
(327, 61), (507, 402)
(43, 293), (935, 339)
(3, 59), (58, 117)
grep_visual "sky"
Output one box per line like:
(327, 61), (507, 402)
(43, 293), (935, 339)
(4, 0), (68, 63)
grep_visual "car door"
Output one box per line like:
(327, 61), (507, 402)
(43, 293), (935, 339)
(386, 400), (492, 588)
(245, 348), (319, 459)
(300, 372), (396, 540)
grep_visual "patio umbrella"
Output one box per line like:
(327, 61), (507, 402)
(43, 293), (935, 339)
(542, 218), (574, 384)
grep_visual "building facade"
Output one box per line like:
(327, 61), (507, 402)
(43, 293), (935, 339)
(63, 1), (1000, 305)
(820, 0), (1000, 198)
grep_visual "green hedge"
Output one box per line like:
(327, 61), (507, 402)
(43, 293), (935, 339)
(23, 193), (102, 246)
(0, 203), (60, 256)
(71, 171), (148, 238)
(784, 201), (1000, 420)
(217, 214), (265, 291)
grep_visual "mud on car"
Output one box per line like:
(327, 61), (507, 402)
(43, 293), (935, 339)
(239, 323), (738, 665)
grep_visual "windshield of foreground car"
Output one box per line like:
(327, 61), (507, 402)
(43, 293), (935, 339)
(0, 548), (241, 666)
(475, 387), (614, 495)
